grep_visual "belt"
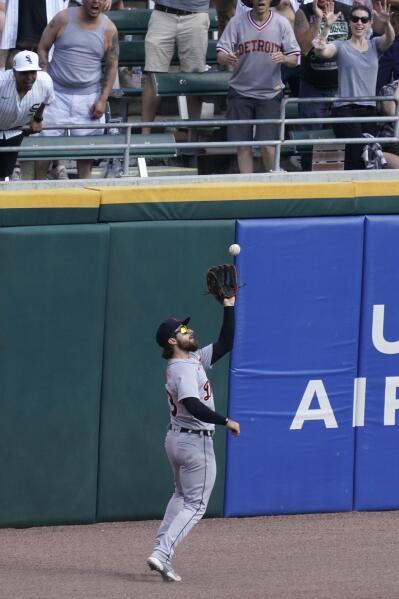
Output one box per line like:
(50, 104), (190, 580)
(169, 425), (214, 437)
(155, 4), (196, 16)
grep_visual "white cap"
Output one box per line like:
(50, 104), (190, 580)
(13, 51), (42, 72)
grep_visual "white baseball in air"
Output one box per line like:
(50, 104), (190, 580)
(229, 243), (241, 256)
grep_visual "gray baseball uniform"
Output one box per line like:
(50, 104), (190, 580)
(167, 345), (215, 431)
(151, 344), (217, 565)
(217, 9), (300, 99)
(148, 308), (235, 581)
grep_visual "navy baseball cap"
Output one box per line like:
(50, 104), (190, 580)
(156, 316), (190, 347)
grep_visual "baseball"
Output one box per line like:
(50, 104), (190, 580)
(229, 243), (241, 256)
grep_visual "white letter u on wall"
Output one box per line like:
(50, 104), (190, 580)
(372, 305), (399, 355)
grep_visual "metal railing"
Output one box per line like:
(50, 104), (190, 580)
(1, 94), (399, 175)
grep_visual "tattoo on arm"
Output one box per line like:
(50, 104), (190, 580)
(108, 31), (119, 62)
(101, 32), (119, 97)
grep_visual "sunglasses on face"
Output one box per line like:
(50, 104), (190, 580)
(175, 325), (189, 335)
(350, 16), (370, 23)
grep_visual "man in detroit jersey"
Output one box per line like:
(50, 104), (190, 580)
(217, 0), (300, 173)
(148, 297), (240, 583)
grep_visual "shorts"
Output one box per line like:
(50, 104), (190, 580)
(226, 87), (282, 142)
(144, 9), (209, 72)
(41, 90), (105, 137)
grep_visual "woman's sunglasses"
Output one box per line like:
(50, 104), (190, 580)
(350, 16), (370, 23)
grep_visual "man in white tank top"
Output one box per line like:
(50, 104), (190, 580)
(36, 0), (118, 179)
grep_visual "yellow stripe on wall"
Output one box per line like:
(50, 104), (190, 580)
(96, 181), (357, 205)
(0, 180), (399, 210)
(0, 188), (100, 209)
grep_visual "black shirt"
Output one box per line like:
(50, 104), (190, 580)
(17, 0), (47, 48)
(300, 1), (351, 89)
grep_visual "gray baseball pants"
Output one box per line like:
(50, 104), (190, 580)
(150, 429), (217, 564)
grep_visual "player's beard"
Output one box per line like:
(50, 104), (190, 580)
(177, 336), (199, 352)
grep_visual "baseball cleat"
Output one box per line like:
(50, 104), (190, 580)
(146, 556), (182, 582)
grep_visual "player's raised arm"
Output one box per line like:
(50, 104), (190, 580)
(211, 298), (235, 364)
(205, 263), (238, 364)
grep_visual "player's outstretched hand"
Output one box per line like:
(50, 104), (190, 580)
(227, 419), (240, 436)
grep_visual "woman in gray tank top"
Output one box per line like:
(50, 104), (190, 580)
(312, 1), (394, 170)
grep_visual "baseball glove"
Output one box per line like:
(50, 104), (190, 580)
(206, 264), (238, 304)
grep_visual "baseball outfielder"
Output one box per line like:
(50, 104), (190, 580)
(147, 296), (240, 583)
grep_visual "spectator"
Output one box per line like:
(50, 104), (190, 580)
(273, 0), (301, 27)
(377, 8), (399, 91)
(375, 77), (399, 167)
(313, 2), (394, 169)
(68, 0), (124, 8)
(0, 0), (68, 69)
(213, 0), (299, 35)
(219, 0), (301, 92)
(294, 0), (351, 170)
(37, 0), (118, 179)
(141, 1), (211, 133)
(273, 0), (301, 95)
(0, 0), (68, 179)
(213, 0), (252, 36)
(0, 51), (54, 180)
(217, 0), (300, 173)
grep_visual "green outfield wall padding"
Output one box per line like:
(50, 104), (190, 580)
(0, 225), (109, 526)
(96, 220), (235, 521)
(98, 195), (399, 223)
(0, 207), (100, 228)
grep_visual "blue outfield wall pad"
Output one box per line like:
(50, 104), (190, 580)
(0, 225), (109, 526)
(96, 220), (235, 521)
(355, 216), (399, 510)
(224, 217), (365, 517)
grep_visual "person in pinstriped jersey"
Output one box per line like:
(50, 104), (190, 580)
(0, 50), (54, 179)
(0, 0), (67, 180)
